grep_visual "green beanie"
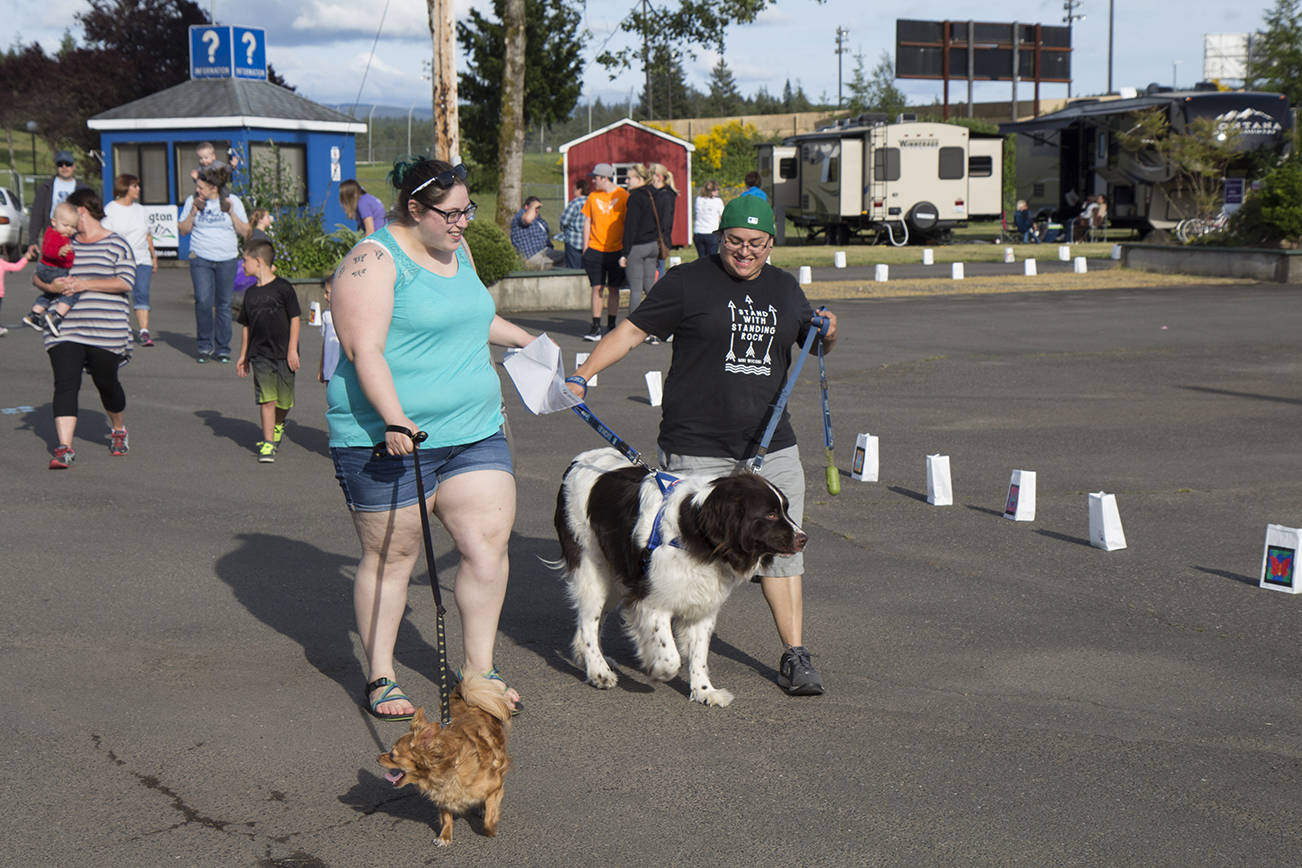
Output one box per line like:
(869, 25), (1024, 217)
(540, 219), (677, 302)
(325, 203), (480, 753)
(719, 195), (776, 236)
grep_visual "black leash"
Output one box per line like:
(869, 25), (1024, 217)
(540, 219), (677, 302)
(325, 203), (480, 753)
(377, 426), (451, 727)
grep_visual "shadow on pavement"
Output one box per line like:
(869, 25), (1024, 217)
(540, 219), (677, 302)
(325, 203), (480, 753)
(1034, 528), (1092, 548)
(196, 408), (261, 449)
(888, 485), (928, 503)
(1181, 385), (1302, 406)
(1192, 565), (1259, 587)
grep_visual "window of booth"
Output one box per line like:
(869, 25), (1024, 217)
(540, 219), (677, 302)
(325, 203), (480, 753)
(968, 155), (993, 177)
(250, 142), (308, 205)
(112, 144), (169, 204)
(174, 140), (234, 200)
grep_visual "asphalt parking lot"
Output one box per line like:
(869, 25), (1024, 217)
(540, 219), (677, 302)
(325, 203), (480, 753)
(2, 266), (1300, 866)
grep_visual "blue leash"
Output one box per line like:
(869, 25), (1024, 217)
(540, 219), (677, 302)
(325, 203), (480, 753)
(748, 313), (829, 472)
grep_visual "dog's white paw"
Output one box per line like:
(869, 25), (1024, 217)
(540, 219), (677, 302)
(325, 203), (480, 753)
(432, 838), (450, 848)
(691, 686), (734, 707)
(586, 666), (618, 689)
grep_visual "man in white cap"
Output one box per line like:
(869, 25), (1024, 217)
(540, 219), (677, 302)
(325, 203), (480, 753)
(580, 163), (628, 341)
(29, 150), (83, 245)
(566, 195), (838, 697)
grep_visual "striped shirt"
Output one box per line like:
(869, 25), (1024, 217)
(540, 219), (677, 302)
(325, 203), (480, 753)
(43, 232), (135, 355)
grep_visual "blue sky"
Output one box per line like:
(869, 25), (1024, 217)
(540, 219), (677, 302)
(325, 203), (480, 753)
(6, 0), (1280, 112)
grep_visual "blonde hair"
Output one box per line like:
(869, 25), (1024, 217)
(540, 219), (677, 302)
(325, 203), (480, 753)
(339, 179), (364, 220)
(628, 163), (653, 183)
(651, 163), (677, 192)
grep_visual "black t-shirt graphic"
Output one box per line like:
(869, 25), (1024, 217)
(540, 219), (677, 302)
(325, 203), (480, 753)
(629, 256), (814, 460)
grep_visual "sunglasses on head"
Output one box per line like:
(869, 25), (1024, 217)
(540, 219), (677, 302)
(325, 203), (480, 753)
(410, 163), (468, 198)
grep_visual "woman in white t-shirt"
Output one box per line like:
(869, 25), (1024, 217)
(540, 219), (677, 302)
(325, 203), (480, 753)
(693, 179), (724, 259)
(102, 174), (158, 346)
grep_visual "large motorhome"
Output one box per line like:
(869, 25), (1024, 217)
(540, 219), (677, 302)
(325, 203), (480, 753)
(758, 115), (1004, 245)
(1000, 84), (1293, 235)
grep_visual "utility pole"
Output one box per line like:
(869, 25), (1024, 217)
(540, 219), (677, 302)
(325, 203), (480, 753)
(1106, 0), (1114, 94)
(426, 0), (459, 161)
(1062, 0), (1084, 98)
(835, 26), (849, 108)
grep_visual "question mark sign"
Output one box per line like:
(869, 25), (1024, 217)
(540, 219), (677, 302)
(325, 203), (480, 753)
(202, 30), (219, 63)
(241, 31), (256, 65)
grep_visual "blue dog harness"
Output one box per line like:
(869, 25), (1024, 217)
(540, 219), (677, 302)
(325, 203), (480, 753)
(641, 471), (684, 575)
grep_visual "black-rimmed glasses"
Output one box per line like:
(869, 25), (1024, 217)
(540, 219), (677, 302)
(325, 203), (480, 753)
(410, 163), (468, 197)
(721, 234), (771, 253)
(426, 200), (478, 224)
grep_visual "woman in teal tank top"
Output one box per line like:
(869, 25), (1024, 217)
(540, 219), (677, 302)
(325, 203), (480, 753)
(327, 158), (534, 721)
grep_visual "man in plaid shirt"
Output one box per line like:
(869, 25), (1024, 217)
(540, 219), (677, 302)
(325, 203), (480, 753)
(510, 197), (564, 269)
(558, 178), (588, 268)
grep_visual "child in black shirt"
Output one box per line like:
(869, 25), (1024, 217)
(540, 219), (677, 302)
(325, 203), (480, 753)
(235, 239), (301, 462)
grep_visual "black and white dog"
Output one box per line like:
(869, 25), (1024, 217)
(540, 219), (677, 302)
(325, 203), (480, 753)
(553, 447), (807, 707)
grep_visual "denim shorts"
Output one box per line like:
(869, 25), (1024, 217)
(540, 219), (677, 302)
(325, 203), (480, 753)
(331, 427), (513, 512)
(659, 444), (805, 577)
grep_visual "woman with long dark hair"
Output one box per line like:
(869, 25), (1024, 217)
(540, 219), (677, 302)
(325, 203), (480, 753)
(326, 157), (534, 721)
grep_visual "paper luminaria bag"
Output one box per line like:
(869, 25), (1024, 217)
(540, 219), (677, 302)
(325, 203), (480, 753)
(926, 454), (952, 506)
(1004, 470), (1036, 521)
(1260, 524), (1301, 594)
(851, 433), (878, 482)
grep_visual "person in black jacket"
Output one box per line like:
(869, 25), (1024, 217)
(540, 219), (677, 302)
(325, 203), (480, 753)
(650, 162), (678, 276)
(619, 164), (660, 311)
(28, 150), (83, 246)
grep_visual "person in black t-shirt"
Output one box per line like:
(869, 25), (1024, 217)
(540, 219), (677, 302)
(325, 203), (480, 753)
(235, 239), (301, 463)
(566, 196), (839, 697)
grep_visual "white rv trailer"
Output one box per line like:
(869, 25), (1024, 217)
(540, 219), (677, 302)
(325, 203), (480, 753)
(758, 115), (1004, 245)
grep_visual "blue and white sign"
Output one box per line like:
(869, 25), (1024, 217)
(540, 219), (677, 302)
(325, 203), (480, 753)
(189, 25), (233, 79)
(232, 27), (268, 80)
(189, 26), (267, 80)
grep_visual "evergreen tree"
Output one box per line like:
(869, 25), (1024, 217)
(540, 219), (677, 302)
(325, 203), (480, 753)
(457, 0), (585, 173)
(703, 53), (742, 116)
(1246, 0), (1302, 104)
(640, 43), (692, 120)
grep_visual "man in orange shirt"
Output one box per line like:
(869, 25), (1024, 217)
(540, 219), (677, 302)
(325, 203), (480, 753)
(581, 163), (629, 341)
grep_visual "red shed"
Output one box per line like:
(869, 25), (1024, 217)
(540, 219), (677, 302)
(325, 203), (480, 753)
(560, 118), (696, 249)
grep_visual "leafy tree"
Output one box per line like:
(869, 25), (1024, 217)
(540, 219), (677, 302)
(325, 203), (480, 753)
(77, 0), (212, 106)
(1118, 108), (1244, 223)
(702, 54), (742, 116)
(1228, 156), (1302, 244)
(457, 0), (585, 175)
(1246, 0), (1302, 105)
(864, 52), (907, 119)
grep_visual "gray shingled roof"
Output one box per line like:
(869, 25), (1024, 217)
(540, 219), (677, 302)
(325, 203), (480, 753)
(88, 78), (365, 132)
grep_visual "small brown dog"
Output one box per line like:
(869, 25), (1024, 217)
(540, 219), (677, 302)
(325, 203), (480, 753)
(377, 674), (513, 846)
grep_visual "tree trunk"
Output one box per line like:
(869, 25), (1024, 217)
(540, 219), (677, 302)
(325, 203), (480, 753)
(494, 0), (526, 229)
(427, 0), (459, 161)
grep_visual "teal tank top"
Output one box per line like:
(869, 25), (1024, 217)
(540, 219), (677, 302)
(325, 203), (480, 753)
(326, 226), (503, 448)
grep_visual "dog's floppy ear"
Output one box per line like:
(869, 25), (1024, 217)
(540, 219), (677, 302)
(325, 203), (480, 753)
(410, 707), (428, 728)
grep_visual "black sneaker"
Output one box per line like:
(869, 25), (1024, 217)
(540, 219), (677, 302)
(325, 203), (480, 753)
(22, 312), (44, 332)
(582, 325), (602, 342)
(43, 310), (63, 337)
(778, 645), (825, 696)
